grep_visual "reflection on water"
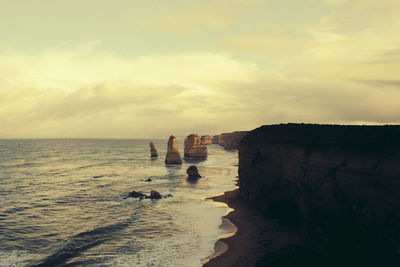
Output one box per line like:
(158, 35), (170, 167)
(0, 138), (238, 266)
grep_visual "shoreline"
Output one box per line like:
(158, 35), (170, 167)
(203, 189), (302, 267)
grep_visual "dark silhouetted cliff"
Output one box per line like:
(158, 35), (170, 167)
(239, 123), (400, 266)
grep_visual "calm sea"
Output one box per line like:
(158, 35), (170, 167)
(0, 138), (238, 266)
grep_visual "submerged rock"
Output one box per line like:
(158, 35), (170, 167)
(126, 190), (172, 200)
(127, 191), (146, 199)
(165, 135), (182, 165)
(184, 134), (207, 158)
(149, 142), (158, 157)
(187, 165), (201, 178)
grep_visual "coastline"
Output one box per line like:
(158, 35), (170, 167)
(203, 189), (302, 267)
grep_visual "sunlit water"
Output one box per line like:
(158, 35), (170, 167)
(0, 138), (238, 267)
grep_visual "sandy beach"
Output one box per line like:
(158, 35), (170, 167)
(203, 189), (301, 267)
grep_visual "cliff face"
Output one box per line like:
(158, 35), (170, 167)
(212, 135), (220, 144)
(239, 124), (400, 264)
(220, 131), (249, 150)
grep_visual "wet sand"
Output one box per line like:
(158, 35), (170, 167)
(204, 189), (301, 267)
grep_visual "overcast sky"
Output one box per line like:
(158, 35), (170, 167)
(1, 0), (399, 138)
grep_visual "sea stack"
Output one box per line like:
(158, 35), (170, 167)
(149, 142), (158, 157)
(165, 135), (182, 165)
(184, 134), (207, 158)
(201, 135), (212, 145)
(187, 165), (201, 178)
(212, 135), (220, 144)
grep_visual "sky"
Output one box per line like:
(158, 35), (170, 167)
(1, 0), (399, 138)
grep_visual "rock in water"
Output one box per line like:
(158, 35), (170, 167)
(165, 135), (182, 164)
(150, 190), (162, 199)
(128, 191), (146, 198)
(212, 135), (220, 144)
(201, 135), (212, 145)
(184, 134), (207, 158)
(149, 142), (158, 157)
(187, 165), (201, 178)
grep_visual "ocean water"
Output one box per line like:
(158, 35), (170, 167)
(0, 138), (238, 267)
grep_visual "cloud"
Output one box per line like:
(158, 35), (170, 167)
(1, 1), (400, 138)
(0, 44), (261, 138)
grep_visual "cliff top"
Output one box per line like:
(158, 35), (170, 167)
(241, 123), (400, 155)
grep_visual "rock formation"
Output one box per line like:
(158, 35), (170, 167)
(165, 135), (182, 164)
(184, 134), (207, 158)
(238, 123), (400, 265)
(187, 165), (201, 178)
(149, 142), (158, 157)
(126, 190), (172, 200)
(212, 135), (220, 144)
(150, 190), (162, 199)
(201, 135), (213, 145)
(219, 131), (249, 150)
(127, 190), (146, 199)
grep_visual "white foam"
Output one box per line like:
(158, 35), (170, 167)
(0, 250), (45, 267)
(105, 200), (232, 267)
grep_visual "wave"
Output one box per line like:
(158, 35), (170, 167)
(30, 214), (138, 267)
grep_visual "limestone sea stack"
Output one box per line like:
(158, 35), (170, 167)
(184, 134), (207, 158)
(165, 135), (182, 165)
(201, 135), (212, 145)
(149, 142), (158, 157)
(212, 135), (220, 144)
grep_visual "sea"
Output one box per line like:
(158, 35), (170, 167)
(0, 138), (238, 267)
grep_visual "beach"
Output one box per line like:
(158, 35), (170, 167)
(204, 189), (301, 267)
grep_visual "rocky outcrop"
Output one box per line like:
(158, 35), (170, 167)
(126, 190), (172, 200)
(239, 123), (400, 265)
(165, 135), (182, 164)
(220, 131), (249, 150)
(150, 190), (162, 199)
(184, 134), (207, 158)
(201, 135), (213, 145)
(149, 142), (158, 157)
(212, 135), (220, 144)
(187, 165), (201, 178)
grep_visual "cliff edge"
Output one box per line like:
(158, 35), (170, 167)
(239, 123), (400, 266)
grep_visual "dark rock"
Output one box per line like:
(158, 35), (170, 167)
(187, 165), (201, 178)
(150, 190), (162, 199)
(126, 190), (173, 200)
(127, 191), (146, 198)
(145, 177), (152, 182)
